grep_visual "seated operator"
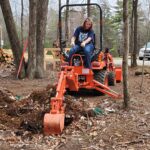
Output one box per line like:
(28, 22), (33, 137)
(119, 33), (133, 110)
(68, 18), (95, 68)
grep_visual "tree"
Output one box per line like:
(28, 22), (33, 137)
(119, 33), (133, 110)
(57, 0), (61, 41)
(59, 0), (61, 11)
(0, 0), (26, 78)
(35, 0), (49, 78)
(132, 0), (138, 67)
(123, 0), (130, 108)
(102, 2), (116, 48)
(111, 0), (123, 55)
(111, 0), (132, 56)
(87, 0), (91, 17)
(27, 0), (37, 79)
(1, 0), (49, 79)
(65, 0), (69, 43)
(21, 0), (24, 47)
(130, 0), (134, 66)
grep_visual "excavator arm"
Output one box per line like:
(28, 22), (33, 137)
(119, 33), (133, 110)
(93, 80), (122, 98)
(44, 71), (66, 135)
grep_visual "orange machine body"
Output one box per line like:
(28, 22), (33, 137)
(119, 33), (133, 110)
(115, 67), (122, 82)
(44, 54), (122, 135)
(98, 51), (122, 82)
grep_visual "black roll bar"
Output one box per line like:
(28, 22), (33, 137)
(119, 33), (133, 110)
(59, 3), (103, 53)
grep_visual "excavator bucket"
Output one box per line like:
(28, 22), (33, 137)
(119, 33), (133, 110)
(44, 113), (65, 135)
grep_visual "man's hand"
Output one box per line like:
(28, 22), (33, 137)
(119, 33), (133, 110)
(81, 37), (92, 47)
(71, 36), (76, 47)
(81, 41), (86, 47)
(71, 41), (75, 47)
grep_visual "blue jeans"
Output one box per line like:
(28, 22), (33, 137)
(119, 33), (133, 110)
(68, 43), (94, 68)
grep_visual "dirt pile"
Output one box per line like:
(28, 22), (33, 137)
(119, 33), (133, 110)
(0, 85), (91, 134)
(0, 86), (95, 149)
(0, 85), (56, 133)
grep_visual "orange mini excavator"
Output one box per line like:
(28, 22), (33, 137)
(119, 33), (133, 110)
(44, 3), (122, 135)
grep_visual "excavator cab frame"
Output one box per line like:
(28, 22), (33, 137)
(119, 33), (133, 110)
(59, 3), (103, 58)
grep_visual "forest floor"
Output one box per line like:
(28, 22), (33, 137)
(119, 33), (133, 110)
(0, 62), (150, 150)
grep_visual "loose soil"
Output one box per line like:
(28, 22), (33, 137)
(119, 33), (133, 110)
(0, 64), (150, 150)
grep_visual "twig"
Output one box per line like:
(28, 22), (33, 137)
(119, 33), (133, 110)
(117, 139), (144, 146)
(73, 122), (85, 133)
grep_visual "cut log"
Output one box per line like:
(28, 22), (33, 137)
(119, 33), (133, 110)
(0, 48), (13, 63)
(135, 68), (150, 76)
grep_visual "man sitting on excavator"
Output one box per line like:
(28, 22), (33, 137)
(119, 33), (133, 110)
(68, 18), (95, 69)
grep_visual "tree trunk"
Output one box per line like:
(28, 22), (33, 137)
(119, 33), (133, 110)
(59, 0), (61, 15)
(27, 0), (37, 79)
(35, 0), (49, 78)
(132, 0), (138, 67)
(123, 0), (130, 108)
(87, 0), (91, 17)
(21, 0), (24, 47)
(130, 1), (134, 66)
(56, 0), (61, 41)
(0, 0), (26, 78)
(65, 0), (69, 43)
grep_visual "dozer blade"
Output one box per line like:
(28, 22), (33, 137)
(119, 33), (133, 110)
(44, 113), (65, 135)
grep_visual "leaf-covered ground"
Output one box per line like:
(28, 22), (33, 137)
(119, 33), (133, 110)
(0, 64), (150, 150)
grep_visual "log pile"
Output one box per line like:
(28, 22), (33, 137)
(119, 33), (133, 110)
(0, 48), (13, 63)
(135, 68), (150, 76)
